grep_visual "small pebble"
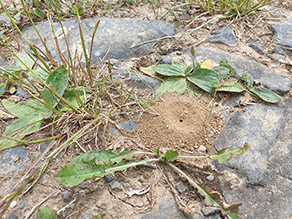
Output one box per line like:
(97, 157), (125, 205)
(10, 200), (17, 208)
(41, 179), (48, 185)
(201, 206), (221, 216)
(19, 199), (29, 209)
(104, 174), (114, 182)
(61, 190), (73, 202)
(198, 145), (207, 153)
(138, 176), (145, 184)
(109, 180), (123, 191)
(82, 209), (93, 219)
(206, 174), (215, 181)
(175, 181), (186, 193)
(208, 131), (214, 138)
(80, 180), (91, 189)
(6, 214), (18, 219)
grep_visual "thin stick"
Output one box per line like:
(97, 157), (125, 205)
(24, 191), (59, 219)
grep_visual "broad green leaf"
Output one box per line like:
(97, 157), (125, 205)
(187, 68), (222, 93)
(215, 78), (244, 93)
(15, 53), (35, 70)
(44, 65), (68, 107)
(210, 143), (248, 163)
(0, 82), (6, 96)
(161, 150), (178, 162)
(1, 65), (25, 73)
(60, 88), (89, 112)
(2, 99), (51, 118)
(213, 69), (230, 80)
(71, 149), (135, 165)
(37, 207), (57, 219)
(152, 64), (185, 76)
(29, 69), (49, 81)
(156, 77), (187, 96)
(184, 64), (193, 75)
(33, 8), (44, 19)
(0, 99), (52, 149)
(248, 87), (282, 103)
(57, 149), (137, 186)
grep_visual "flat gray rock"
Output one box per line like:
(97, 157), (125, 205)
(113, 68), (162, 90)
(268, 16), (292, 56)
(206, 26), (237, 46)
(141, 198), (186, 219)
(22, 17), (175, 65)
(213, 100), (292, 218)
(185, 47), (292, 95)
(0, 147), (30, 178)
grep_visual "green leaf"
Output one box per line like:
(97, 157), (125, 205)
(29, 69), (49, 81)
(210, 143), (249, 163)
(184, 64), (193, 75)
(156, 146), (160, 156)
(0, 99), (52, 149)
(152, 64), (185, 76)
(15, 53), (35, 70)
(215, 78), (244, 93)
(37, 207), (57, 219)
(187, 68), (222, 93)
(187, 83), (195, 98)
(60, 88), (89, 112)
(44, 65), (68, 107)
(220, 61), (239, 77)
(161, 150), (178, 162)
(156, 77), (187, 96)
(1, 65), (25, 73)
(248, 87), (282, 103)
(0, 82), (6, 96)
(33, 8), (44, 19)
(57, 149), (136, 186)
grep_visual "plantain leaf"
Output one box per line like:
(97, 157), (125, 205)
(248, 87), (282, 103)
(60, 88), (89, 112)
(187, 68), (222, 93)
(156, 77), (187, 96)
(44, 65), (68, 107)
(57, 149), (137, 186)
(215, 78), (244, 93)
(210, 143), (249, 163)
(0, 99), (52, 149)
(152, 64), (185, 76)
(15, 53), (35, 70)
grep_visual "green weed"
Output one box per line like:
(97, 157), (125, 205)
(148, 47), (282, 103)
(197, 0), (271, 18)
(56, 144), (248, 218)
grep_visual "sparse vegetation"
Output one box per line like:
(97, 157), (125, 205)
(0, 0), (284, 218)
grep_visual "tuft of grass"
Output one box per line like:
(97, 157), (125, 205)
(197, 0), (271, 17)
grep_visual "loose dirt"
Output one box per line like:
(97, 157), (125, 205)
(138, 92), (220, 153)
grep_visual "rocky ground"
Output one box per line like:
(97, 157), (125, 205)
(0, 1), (292, 219)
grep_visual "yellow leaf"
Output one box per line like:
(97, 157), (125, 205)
(201, 60), (213, 69)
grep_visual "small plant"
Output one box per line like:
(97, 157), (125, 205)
(56, 144), (248, 218)
(197, 0), (271, 18)
(148, 48), (282, 103)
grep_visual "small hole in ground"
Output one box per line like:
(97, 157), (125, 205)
(179, 119), (183, 123)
